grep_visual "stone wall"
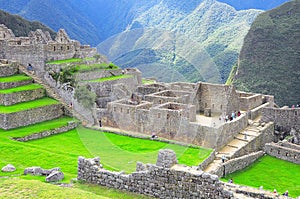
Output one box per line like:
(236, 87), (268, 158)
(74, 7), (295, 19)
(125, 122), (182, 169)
(77, 150), (233, 199)
(249, 102), (270, 121)
(230, 122), (275, 158)
(12, 121), (77, 142)
(214, 151), (265, 177)
(261, 107), (300, 132)
(238, 91), (263, 111)
(0, 87), (45, 106)
(0, 78), (33, 90)
(264, 142), (300, 164)
(0, 60), (18, 77)
(198, 150), (216, 171)
(0, 104), (63, 130)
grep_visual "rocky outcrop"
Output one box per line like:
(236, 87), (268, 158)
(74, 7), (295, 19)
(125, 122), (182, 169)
(1, 164), (16, 172)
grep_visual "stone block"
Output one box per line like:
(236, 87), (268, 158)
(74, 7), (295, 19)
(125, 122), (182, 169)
(1, 164), (16, 172)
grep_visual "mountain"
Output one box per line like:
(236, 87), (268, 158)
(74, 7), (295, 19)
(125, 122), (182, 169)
(230, 0), (300, 106)
(218, 0), (291, 10)
(0, 9), (55, 38)
(0, 0), (290, 83)
(98, 0), (261, 83)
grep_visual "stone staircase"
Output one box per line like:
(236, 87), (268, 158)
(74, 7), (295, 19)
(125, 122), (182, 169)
(204, 117), (264, 174)
(0, 61), (77, 137)
(18, 64), (89, 125)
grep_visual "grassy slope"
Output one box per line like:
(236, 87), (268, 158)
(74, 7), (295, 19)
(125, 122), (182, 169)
(0, 83), (43, 94)
(0, 74), (32, 83)
(222, 155), (300, 198)
(232, 0), (300, 106)
(88, 75), (132, 83)
(0, 97), (59, 113)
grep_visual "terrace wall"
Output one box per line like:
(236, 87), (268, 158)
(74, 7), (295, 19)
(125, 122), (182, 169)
(77, 150), (233, 199)
(0, 87), (45, 106)
(0, 79), (33, 89)
(0, 104), (63, 129)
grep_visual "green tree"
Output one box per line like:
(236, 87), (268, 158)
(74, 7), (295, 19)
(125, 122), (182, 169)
(74, 86), (96, 110)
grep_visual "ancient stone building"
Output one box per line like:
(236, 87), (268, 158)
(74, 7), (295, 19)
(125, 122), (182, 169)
(0, 24), (96, 76)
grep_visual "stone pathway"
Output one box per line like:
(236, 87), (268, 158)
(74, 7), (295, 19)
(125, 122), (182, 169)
(204, 116), (263, 173)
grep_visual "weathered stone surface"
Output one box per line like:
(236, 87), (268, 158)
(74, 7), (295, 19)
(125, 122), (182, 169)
(78, 151), (233, 199)
(24, 166), (43, 176)
(1, 164), (16, 172)
(42, 167), (61, 176)
(0, 104), (64, 130)
(156, 149), (178, 168)
(46, 171), (64, 182)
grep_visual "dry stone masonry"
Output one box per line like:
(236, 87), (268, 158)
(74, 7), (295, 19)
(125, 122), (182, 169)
(78, 149), (233, 199)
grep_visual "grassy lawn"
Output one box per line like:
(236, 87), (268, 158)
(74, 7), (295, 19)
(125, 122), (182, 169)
(88, 74), (132, 83)
(0, 126), (211, 182)
(0, 116), (76, 138)
(222, 155), (300, 198)
(0, 97), (59, 113)
(0, 74), (32, 83)
(0, 83), (43, 94)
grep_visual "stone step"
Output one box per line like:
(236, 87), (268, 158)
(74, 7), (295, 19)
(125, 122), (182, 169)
(0, 84), (45, 106)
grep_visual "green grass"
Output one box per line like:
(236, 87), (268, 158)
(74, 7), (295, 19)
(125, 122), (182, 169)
(75, 63), (119, 72)
(0, 74), (32, 83)
(0, 97), (59, 113)
(142, 79), (156, 85)
(46, 58), (82, 64)
(0, 178), (150, 199)
(0, 116), (76, 138)
(222, 155), (300, 198)
(0, 84), (43, 94)
(88, 75), (132, 83)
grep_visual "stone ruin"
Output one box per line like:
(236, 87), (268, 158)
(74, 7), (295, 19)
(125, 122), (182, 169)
(78, 149), (233, 199)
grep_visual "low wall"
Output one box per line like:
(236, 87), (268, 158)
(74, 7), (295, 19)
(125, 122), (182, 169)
(12, 121), (77, 142)
(0, 87), (45, 105)
(0, 79), (33, 89)
(264, 142), (300, 164)
(214, 151), (265, 177)
(249, 102), (270, 120)
(78, 150), (233, 199)
(0, 104), (63, 129)
(198, 150), (216, 171)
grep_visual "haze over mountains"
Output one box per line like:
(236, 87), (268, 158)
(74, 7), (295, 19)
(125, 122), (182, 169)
(0, 0), (292, 85)
(231, 0), (300, 106)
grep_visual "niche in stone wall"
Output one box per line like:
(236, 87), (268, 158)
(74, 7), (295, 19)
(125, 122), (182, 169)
(61, 46), (63, 51)
(54, 46), (56, 51)
(67, 46), (70, 50)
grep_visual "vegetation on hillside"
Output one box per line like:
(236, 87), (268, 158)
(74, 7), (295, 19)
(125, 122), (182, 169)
(231, 0), (300, 106)
(0, 9), (56, 38)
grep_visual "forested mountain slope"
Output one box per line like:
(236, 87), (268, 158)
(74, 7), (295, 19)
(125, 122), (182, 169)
(231, 0), (300, 106)
(0, 9), (55, 38)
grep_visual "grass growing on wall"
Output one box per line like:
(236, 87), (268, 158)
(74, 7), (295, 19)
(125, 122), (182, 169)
(76, 63), (119, 72)
(88, 75), (132, 83)
(0, 74), (32, 83)
(0, 97), (59, 113)
(222, 155), (300, 198)
(0, 84), (43, 94)
(142, 79), (156, 85)
(46, 58), (82, 64)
